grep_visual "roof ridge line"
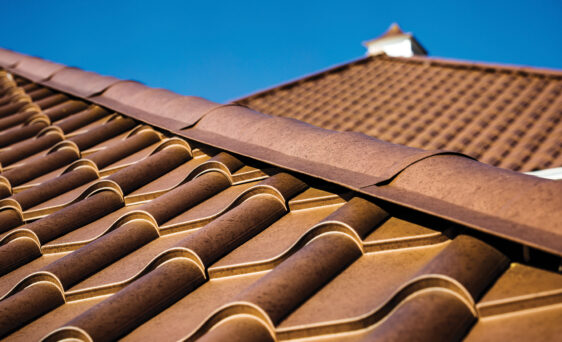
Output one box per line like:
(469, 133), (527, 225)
(1, 47), (560, 256)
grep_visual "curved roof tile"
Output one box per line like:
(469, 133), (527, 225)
(0, 47), (559, 342)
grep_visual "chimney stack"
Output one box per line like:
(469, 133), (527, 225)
(363, 23), (427, 57)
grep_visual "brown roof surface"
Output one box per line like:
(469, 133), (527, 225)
(0, 48), (560, 342)
(236, 54), (562, 172)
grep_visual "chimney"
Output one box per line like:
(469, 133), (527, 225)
(363, 23), (427, 57)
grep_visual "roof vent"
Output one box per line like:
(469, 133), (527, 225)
(363, 23), (427, 57)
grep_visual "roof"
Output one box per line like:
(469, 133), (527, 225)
(0, 48), (560, 342)
(236, 54), (562, 172)
(364, 23), (408, 43)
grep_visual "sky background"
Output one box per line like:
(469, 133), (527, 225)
(2, 0), (561, 103)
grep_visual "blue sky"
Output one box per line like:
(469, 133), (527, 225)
(2, 0), (561, 103)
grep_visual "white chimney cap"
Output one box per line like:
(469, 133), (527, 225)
(363, 23), (427, 57)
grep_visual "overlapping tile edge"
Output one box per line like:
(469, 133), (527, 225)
(0, 48), (559, 342)
(0, 48), (559, 256)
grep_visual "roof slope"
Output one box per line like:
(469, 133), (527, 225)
(0, 48), (560, 342)
(236, 55), (562, 172)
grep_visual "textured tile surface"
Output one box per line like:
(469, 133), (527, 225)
(237, 55), (562, 172)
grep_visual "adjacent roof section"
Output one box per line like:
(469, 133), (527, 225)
(0, 48), (560, 342)
(237, 54), (562, 172)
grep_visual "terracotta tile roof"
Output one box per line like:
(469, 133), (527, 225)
(0, 48), (560, 342)
(236, 54), (562, 172)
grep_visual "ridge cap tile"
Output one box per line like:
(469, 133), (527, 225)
(43, 67), (121, 98)
(99, 80), (149, 100)
(93, 82), (222, 130)
(184, 127), (382, 186)
(188, 104), (453, 184)
(192, 104), (271, 140)
(10, 56), (66, 83)
(0, 48), (26, 68)
(127, 87), (181, 107)
(158, 96), (221, 128)
(388, 154), (562, 233)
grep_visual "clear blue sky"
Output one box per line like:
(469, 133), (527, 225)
(2, 0), (561, 103)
